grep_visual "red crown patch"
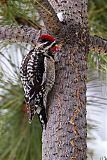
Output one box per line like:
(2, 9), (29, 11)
(39, 34), (55, 42)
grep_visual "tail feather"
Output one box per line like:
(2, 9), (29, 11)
(38, 107), (47, 129)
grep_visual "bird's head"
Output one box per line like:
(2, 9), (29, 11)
(36, 34), (63, 54)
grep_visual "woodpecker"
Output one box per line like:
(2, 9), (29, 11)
(20, 34), (59, 128)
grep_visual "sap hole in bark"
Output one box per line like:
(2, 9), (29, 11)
(78, 129), (86, 138)
(63, 95), (69, 101)
(53, 153), (57, 155)
(60, 155), (68, 158)
(61, 0), (67, 3)
(63, 154), (69, 158)
(74, 117), (78, 121)
(72, 11), (76, 14)
(65, 84), (70, 88)
(61, 9), (64, 12)
(62, 135), (66, 138)
(70, 150), (72, 153)
(67, 20), (71, 23)
(74, 78), (78, 83)
(78, 10), (81, 14)
(78, 112), (83, 118)
(66, 13), (70, 16)
(58, 4), (61, 7)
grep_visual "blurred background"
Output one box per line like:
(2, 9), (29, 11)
(0, 0), (107, 160)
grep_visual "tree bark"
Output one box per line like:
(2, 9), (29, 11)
(42, 0), (88, 159)
(0, 25), (40, 44)
(0, 26), (107, 55)
(31, 0), (62, 35)
(0, 0), (107, 159)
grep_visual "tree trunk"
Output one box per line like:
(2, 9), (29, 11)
(1, 0), (107, 160)
(42, 0), (89, 159)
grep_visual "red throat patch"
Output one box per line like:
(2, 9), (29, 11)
(50, 45), (58, 53)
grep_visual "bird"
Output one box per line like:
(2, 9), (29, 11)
(20, 34), (61, 128)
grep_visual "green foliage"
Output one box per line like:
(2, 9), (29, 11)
(0, 47), (42, 160)
(88, 0), (107, 39)
(0, 1), (43, 159)
(0, 0), (41, 28)
(88, 51), (107, 72)
(88, 0), (107, 71)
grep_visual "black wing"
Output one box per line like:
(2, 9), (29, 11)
(20, 48), (47, 124)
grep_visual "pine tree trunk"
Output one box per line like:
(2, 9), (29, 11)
(42, 0), (89, 159)
(0, 0), (107, 160)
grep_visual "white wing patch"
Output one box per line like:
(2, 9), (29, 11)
(36, 106), (42, 114)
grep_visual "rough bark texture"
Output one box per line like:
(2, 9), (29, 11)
(0, 26), (107, 55)
(42, 0), (88, 159)
(0, 25), (40, 44)
(89, 35), (107, 55)
(32, 0), (62, 35)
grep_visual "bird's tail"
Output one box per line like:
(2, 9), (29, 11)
(38, 107), (47, 129)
